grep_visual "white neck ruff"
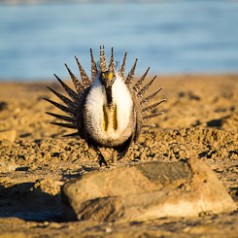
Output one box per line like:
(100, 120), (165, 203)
(84, 72), (134, 145)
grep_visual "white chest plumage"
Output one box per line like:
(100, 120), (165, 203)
(84, 72), (134, 146)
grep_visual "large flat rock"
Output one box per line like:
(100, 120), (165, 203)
(62, 158), (237, 222)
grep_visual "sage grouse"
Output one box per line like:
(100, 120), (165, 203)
(45, 46), (166, 166)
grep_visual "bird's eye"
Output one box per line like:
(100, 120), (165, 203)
(108, 72), (113, 80)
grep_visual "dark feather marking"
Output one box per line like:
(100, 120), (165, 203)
(120, 52), (127, 79)
(75, 56), (91, 87)
(142, 99), (167, 113)
(53, 74), (78, 100)
(109, 47), (115, 72)
(90, 48), (98, 81)
(125, 58), (138, 85)
(143, 111), (164, 121)
(133, 67), (150, 93)
(47, 86), (74, 107)
(46, 112), (75, 123)
(65, 63), (84, 93)
(100, 45), (107, 72)
(137, 75), (157, 98)
(43, 97), (73, 114)
(51, 122), (77, 129)
(62, 132), (80, 138)
(140, 87), (163, 107)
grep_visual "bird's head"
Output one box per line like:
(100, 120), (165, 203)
(99, 71), (116, 89)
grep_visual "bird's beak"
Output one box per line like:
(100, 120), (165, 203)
(102, 72), (114, 88)
(105, 78), (113, 88)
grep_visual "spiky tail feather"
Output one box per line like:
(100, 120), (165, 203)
(45, 47), (166, 139)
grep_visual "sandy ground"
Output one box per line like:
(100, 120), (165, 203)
(0, 74), (237, 237)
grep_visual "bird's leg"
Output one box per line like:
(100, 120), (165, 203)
(90, 142), (108, 167)
(86, 137), (108, 167)
(93, 147), (107, 167)
(116, 137), (133, 161)
(97, 150), (108, 167)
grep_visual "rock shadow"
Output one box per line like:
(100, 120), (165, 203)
(0, 183), (63, 222)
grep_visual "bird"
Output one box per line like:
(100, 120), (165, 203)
(44, 46), (166, 166)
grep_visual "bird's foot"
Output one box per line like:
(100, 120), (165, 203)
(98, 154), (108, 167)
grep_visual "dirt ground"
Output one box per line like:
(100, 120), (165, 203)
(0, 74), (237, 237)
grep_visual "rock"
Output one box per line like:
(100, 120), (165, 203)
(62, 158), (237, 222)
(0, 129), (16, 142)
(33, 179), (63, 196)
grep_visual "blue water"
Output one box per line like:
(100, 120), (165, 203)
(0, 1), (238, 80)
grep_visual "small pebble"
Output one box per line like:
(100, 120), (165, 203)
(0, 129), (17, 142)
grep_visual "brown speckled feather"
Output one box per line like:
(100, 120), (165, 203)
(125, 58), (138, 85)
(75, 56), (91, 88)
(100, 45), (107, 72)
(90, 48), (98, 81)
(120, 52), (127, 79)
(65, 63), (84, 93)
(133, 67), (150, 93)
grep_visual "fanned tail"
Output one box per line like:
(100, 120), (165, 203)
(131, 67), (166, 126)
(46, 56), (94, 137)
(109, 47), (115, 72)
(62, 132), (80, 138)
(53, 74), (78, 100)
(125, 58), (138, 85)
(65, 63), (84, 93)
(140, 87), (163, 107)
(43, 97), (74, 114)
(90, 48), (98, 81)
(46, 112), (75, 123)
(51, 122), (77, 129)
(45, 47), (166, 148)
(120, 52), (127, 79)
(143, 112), (164, 122)
(142, 99), (167, 113)
(133, 67), (150, 93)
(75, 56), (91, 88)
(137, 75), (157, 98)
(100, 45), (107, 72)
(47, 86), (75, 108)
